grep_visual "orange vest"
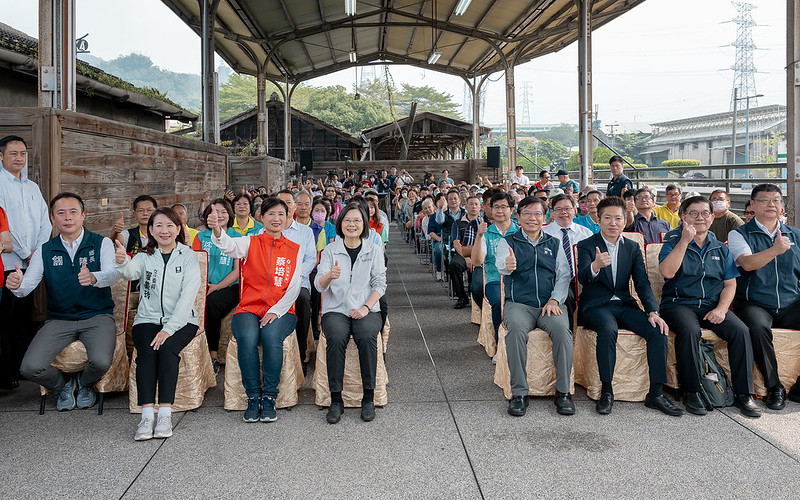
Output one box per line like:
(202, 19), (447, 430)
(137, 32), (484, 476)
(370, 219), (383, 236)
(236, 233), (301, 317)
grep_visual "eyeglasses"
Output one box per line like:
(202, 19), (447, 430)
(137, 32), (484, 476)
(686, 210), (712, 218)
(492, 205), (510, 211)
(519, 211), (544, 217)
(553, 207), (573, 213)
(666, 192), (681, 197)
(635, 196), (653, 201)
(342, 218), (363, 224)
(744, 210), (755, 216)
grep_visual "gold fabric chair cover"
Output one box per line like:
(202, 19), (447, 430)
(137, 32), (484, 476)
(380, 317), (391, 354)
(470, 298), (481, 325)
(305, 325), (316, 363)
(312, 333), (388, 408)
(493, 324), (575, 399)
(477, 298), (496, 357)
(124, 291), (139, 359)
(574, 327), (650, 401)
(40, 277), (131, 396)
(223, 331), (305, 410)
(217, 310), (234, 363)
(128, 251), (216, 412)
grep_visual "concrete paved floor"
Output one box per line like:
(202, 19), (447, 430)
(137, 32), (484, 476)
(2, 226), (800, 499)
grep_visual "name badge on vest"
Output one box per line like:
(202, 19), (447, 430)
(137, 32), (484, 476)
(52, 255), (64, 267)
(544, 247), (553, 256)
(88, 249), (96, 263)
(175, 266), (182, 273)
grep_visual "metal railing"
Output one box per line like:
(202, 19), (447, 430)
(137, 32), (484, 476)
(589, 163), (787, 190)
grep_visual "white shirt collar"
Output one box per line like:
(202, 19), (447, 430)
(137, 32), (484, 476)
(60, 228), (85, 249)
(601, 234), (623, 249)
(754, 217), (779, 237)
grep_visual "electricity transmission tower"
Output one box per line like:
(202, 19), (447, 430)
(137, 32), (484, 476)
(729, 2), (758, 109)
(520, 81), (533, 125)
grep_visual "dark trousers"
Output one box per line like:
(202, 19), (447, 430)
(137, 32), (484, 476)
(581, 302), (668, 384)
(322, 311), (381, 394)
(0, 270), (35, 384)
(310, 271), (321, 340)
(734, 299), (800, 389)
(449, 253), (471, 300)
(485, 281), (502, 340)
(132, 322), (197, 405)
(470, 266), (484, 306)
(20, 314), (116, 391)
(661, 305), (754, 394)
(565, 279), (576, 332)
(204, 285), (239, 351)
(295, 287), (312, 362)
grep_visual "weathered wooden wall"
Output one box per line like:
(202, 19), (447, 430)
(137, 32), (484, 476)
(313, 159), (496, 184)
(0, 107), (228, 232)
(228, 155), (291, 193)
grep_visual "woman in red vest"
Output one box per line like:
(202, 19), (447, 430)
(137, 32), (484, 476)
(208, 197), (301, 423)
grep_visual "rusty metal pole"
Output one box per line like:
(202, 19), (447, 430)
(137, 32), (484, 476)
(787, 0), (799, 224)
(257, 70), (268, 155)
(201, 0), (220, 143)
(38, 0), (75, 110)
(577, 0), (593, 187)
(505, 65), (517, 177)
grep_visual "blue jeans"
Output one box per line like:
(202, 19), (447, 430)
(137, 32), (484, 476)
(485, 281), (502, 341)
(432, 241), (443, 272)
(231, 312), (297, 399)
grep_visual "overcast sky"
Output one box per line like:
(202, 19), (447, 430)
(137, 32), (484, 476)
(0, 0), (788, 125)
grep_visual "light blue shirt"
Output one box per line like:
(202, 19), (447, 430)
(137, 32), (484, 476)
(0, 167), (52, 270)
(282, 220), (317, 290)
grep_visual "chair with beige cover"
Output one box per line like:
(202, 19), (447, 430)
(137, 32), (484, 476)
(128, 251), (216, 413)
(216, 310), (234, 364)
(573, 235), (651, 401)
(223, 330), (305, 410)
(38, 277), (131, 415)
(312, 332), (389, 408)
(470, 298), (481, 325)
(645, 242), (800, 397)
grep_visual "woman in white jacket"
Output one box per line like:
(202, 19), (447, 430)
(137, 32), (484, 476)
(315, 203), (386, 424)
(115, 207), (201, 441)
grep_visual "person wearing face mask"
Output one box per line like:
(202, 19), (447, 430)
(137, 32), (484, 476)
(115, 207), (201, 441)
(708, 189), (743, 242)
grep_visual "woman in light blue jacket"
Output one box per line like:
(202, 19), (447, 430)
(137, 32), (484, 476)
(115, 207), (201, 442)
(315, 204), (386, 424)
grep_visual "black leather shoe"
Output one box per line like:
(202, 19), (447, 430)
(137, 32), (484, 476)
(787, 384), (800, 404)
(360, 401), (375, 422)
(326, 402), (344, 424)
(507, 395), (528, 416)
(554, 391), (575, 416)
(645, 394), (684, 416)
(683, 392), (708, 416)
(595, 392), (613, 415)
(765, 385), (786, 410)
(733, 394), (761, 418)
(453, 297), (469, 309)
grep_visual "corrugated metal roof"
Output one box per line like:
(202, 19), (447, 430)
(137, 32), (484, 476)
(161, 0), (646, 81)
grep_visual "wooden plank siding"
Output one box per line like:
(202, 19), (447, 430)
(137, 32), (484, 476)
(0, 107), (228, 233)
(228, 155), (291, 193)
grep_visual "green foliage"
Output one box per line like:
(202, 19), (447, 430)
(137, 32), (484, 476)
(612, 133), (651, 162)
(756, 133), (783, 163)
(536, 123), (578, 148)
(393, 83), (461, 119)
(218, 73), (271, 122)
(293, 85), (392, 135)
(661, 159), (701, 167)
(536, 139), (569, 162)
(593, 163), (648, 169)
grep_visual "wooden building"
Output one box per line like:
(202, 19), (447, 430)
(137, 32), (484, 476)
(361, 112), (491, 161)
(0, 22), (197, 132)
(219, 93), (363, 163)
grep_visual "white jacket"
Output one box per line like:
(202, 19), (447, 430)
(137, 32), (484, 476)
(115, 243), (201, 335)
(315, 238), (386, 316)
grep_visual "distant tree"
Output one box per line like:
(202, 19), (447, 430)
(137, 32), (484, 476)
(537, 123), (578, 148)
(394, 83), (461, 118)
(218, 73), (267, 122)
(613, 133), (650, 162)
(536, 139), (570, 163)
(294, 85), (392, 135)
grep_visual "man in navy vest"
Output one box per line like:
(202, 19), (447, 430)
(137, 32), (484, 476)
(496, 196), (574, 417)
(728, 184), (800, 409)
(659, 195), (760, 418)
(6, 193), (117, 411)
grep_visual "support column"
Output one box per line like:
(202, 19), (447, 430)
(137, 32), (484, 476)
(788, 0), (800, 224)
(201, 0), (220, 143)
(38, 0), (76, 110)
(472, 77), (480, 160)
(257, 70), (268, 155)
(577, 0), (593, 187)
(284, 78), (295, 162)
(505, 65), (517, 175)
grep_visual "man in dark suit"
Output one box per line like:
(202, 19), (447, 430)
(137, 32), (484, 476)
(577, 196), (683, 417)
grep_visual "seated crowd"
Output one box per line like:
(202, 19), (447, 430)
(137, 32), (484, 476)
(1, 136), (799, 441)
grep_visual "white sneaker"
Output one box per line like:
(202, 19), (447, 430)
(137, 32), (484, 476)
(153, 414), (173, 438)
(491, 354), (498, 365)
(435, 271), (443, 281)
(134, 417), (155, 441)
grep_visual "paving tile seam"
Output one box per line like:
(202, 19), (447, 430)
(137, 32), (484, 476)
(390, 244), (486, 500)
(120, 411), (187, 499)
(716, 408), (800, 465)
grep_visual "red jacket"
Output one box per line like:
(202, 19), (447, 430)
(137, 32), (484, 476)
(236, 233), (300, 317)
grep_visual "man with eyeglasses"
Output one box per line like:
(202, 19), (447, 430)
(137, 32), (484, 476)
(708, 189), (743, 242)
(625, 188), (670, 244)
(543, 193), (592, 330)
(742, 200), (755, 223)
(658, 195), (760, 418)
(653, 184), (682, 229)
(496, 196), (574, 416)
(728, 184), (800, 409)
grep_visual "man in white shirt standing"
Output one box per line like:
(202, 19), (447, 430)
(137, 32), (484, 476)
(0, 135), (52, 389)
(543, 193), (592, 330)
(510, 165), (530, 186)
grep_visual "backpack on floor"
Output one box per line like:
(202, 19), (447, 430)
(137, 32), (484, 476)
(697, 339), (734, 409)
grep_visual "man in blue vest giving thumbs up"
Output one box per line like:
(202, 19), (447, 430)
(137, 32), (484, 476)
(6, 193), (117, 411)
